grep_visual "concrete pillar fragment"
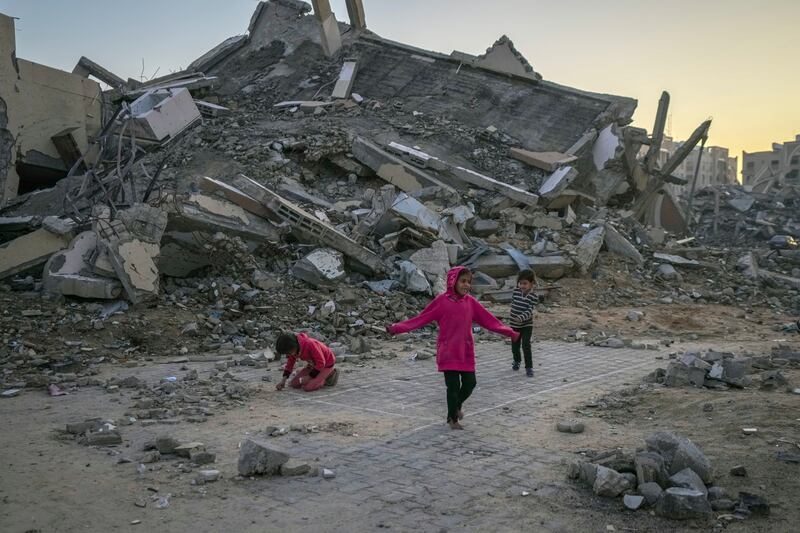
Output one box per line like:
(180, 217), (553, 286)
(344, 0), (366, 29)
(311, 0), (342, 56)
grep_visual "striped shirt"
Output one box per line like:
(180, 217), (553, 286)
(508, 288), (538, 328)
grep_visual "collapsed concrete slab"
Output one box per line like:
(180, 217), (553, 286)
(539, 166), (579, 198)
(471, 255), (573, 279)
(451, 35), (542, 82)
(293, 248), (346, 288)
(352, 138), (456, 195)
(575, 226), (606, 273)
(172, 193), (286, 243)
(128, 88), (202, 143)
(72, 56), (125, 89)
(231, 175), (385, 275)
(389, 193), (441, 236)
(197, 176), (276, 220)
(0, 226), (74, 280)
(510, 148), (576, 172)
(331, 61), (358, 99)
(604, 223), (643, 265)
(102, 238), (160, 304)
(450, 167), (539, 207)
(187, 35), (248, 74)
(42, 231), (122, 299)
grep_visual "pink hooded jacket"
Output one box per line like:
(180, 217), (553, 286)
(387, 266), (519, 372)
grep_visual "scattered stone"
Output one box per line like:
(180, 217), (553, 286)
(638, 482), (663, 506)
(190, 451), (216, 465)
(174, 442), (205, 458)
(634, 451), (668, 487)
(655, 487), (712, 520)
(1, 389), (21, 398)
(237, 438), (290, 476)
(738, 492), (770, 516)
(84, 429), (122, 446)
(668, 468), (708, 498)
(593, 466), (630, 498)
(280, 459), (311, 476)
(645, 432), (713, 483)
(597, 337), (625, 349)
(626, 310), (644, 322)
(712, 499), (737, 512)
(556, 420), (585, 434)
(741, 427), (758, 435)
(197, 469), (221, 483)
(707, 486), (729, 501)
(730, 465), (747, 477)
(623, 494), (644, 510)
(140, 451), (161, 464)
(155, 435), (181, 454)
(322, 468), (336, 479)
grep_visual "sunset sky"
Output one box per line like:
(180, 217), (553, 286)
(2, 0), (798, 172)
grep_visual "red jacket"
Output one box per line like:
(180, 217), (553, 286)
(283, 333), (336, 375)
(388, 266), (518, 372)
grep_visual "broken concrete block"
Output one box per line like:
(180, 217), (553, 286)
(574, 226), (605, 273)
(604, 224), (643, 265)
(331, 61), (357, 99)
(645, 432), (712, 483)
(277, 178), (333, 209)
(395, 260), (432, 294)
(117, 204), (168, 244)
(656, 264), (682, 282)
(668, 468), (707, 498)
(293, 248), (346, 288)
(173, 193), (286, 244)
(42, 216), (77, 237)
(593, 466), (630, 498)
(237, 438), (290, 476)
(0, 228), (72, 280)
(128, 88), (201, 143)
(390, 193), (441, 235)
(43, 232), (123, 299)
(351, 137), (456, 194)
(409, 241), (451, 294)
(316, 11), (342, 57)
(655, 487), (711, 520)
(624, 494), (645, 510)
(449, 166), (539, 207)
(156, 435), (181, 454)
(472, 255), (573, 279)
(556, 420), (585, 434)
(638, 482), (663, 506)
(531, 214), (564, 231)
(174, 442), (205, 459)
(84, 429), (123, 446)
(103, 238), (160, 304)
(538, 166), (578, 198)
(280, 459), (311, 476)
(510, 148), (576, 172)
(188, 34), (248, 73)
(471, 219), (500, 237)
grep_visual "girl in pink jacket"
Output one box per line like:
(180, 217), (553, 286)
(387, 266), (520, 429)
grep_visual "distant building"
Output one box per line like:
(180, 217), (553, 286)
(742, 134), (800, 187)
(646, 136), (738, 193)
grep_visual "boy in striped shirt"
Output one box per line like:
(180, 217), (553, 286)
(509, 269), (539, 377)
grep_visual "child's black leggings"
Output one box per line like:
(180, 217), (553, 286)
(512, 326), (533, 369)
(443, 371), (476, 423)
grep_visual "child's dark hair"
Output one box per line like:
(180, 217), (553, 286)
(458, 269), (473, 280)
(275, 333), (299, 355)
(517, 269), (535, 283)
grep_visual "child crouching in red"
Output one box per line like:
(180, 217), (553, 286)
(386, 267), (519, 429)
(274, 332), (339, 392)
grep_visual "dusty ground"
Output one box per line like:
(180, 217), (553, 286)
(1, 298), (798, 533)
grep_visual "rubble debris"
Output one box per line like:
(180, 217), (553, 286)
(331, 61), (358, 99)
(128, 88), (202, 143)
(575, 227), (606, 274)
(656, 488), (711, 520)
(0, 226), (74, 280)
(72, 56), (126, 89)
(238, 438), (290, 476)
(556, 420), (585, 434)
(311, 0), (343, 57)
(510, 148), (577, 172)
(293, 248), (346, 288)
(43, 231), (123, 299)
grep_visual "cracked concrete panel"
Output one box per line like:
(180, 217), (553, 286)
(0, 228), (71, 280)
(106, 238), (160, 303)
(187, 194), (251, 224)
(43, 231), (122, 299)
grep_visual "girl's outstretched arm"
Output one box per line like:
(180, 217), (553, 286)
(387, 297), (442, 335)
(471, 298), (520, 341)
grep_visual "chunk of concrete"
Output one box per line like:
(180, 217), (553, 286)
(128, 88), (201, 143)
(593, 465), (631, 498)
(668, 468), (707, 498)
(653, 253), (701, 269)
(510, 148), (576, 172)
(102, 238), (160, 304)
(471, 219), (500, 237)
(645, 432), (712, 483)
(575, 226), (605, 274)
(237, 438), (290, 476)
(293, 248), (346, 288)
(624, 494), (645, 510)
(172, 193), (286, 244)
(42, 216), (77, 237)
(351, 137), (456, 194)
(638, 482), (664, 506)
(331, 61), (357, 99)
(409, 241), (450, 294)
(390, 193), (441, 235)
(635, 451), (669, 487)
(43, 232), (123, 299)
(538, 166), (578, 198)
(395, 260), (432, 294)
(656, 263), (682, 282)
(655, 487), (711, 520)
(277, 178), (333, 209)
(449, 166), (539, 207)
(280, 459), (311, 476)
(0, 228), (72, 280)
(472, 254), (573, 279)
(604, 224), (643, 265)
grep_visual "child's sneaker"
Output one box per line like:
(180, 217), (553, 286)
(512, 362), (520, 371)
(324, 368), (339, 387)
(526, 368), (534, 378)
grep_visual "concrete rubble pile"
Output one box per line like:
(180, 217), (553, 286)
(568, 431), (770, 522)
(647, 348), (798, 392)
(1, 0), (798, 397)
